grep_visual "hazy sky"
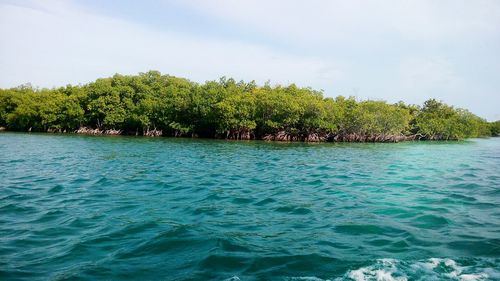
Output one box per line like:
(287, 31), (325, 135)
(1, 0), (499, 120)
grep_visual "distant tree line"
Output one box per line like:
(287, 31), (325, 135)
(0, 71), (498, 141)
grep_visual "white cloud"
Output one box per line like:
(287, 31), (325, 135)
(0, 0), (343, 88)
(399, 57), (460, 92)
(179, 0), (500, 44)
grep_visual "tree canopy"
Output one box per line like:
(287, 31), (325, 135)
(0, 71), (497, 141)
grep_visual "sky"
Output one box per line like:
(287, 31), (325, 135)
(0, 0), (499, 120)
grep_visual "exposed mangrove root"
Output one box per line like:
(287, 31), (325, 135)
(47, 128), (67, 133)
(424, 134), (454, 141)
(143, 128), (163, 137)
(304, 133), (327, 142)
(104, 129), (122, 135)
(262, 131), (428, 142)
(75, 127), (122, 135)
(75, 127), (102, 135)
(219, 130), (255, 140)
(330, 133), (416, 142)
(3, 126), (463, 142)
(262, 130), (301, 141)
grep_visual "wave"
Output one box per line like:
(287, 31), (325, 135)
(286, 258), (499, 281)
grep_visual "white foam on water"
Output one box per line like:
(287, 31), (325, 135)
(418, 257), (441, 271)
(289, 277), (331, 281)
(459, 273), (489, 281)
(347, 268), (407, 281)
(412, 258), (490, 281)
(222, 276), (241, 281)
(289, 258), (496, 281)
(344, 259), (407, 281)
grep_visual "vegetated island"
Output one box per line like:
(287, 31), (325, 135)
(0, 71), (499, 142)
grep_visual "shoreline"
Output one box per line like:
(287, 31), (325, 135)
(2, 127), (493, 142)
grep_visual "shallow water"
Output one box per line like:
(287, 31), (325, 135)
(0, 133), (499, 280)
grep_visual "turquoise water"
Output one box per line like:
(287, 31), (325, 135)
(0, 133), (499, 281)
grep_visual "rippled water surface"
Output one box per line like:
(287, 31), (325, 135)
(1, 133), (499, 280)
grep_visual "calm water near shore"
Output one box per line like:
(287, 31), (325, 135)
(1, 132), (499, 280)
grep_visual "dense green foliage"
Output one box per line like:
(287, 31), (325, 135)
(490, 121), (500, 136)
(0, 71), (496, 141)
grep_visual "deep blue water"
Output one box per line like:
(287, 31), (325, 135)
(0, 132), (499, 280)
